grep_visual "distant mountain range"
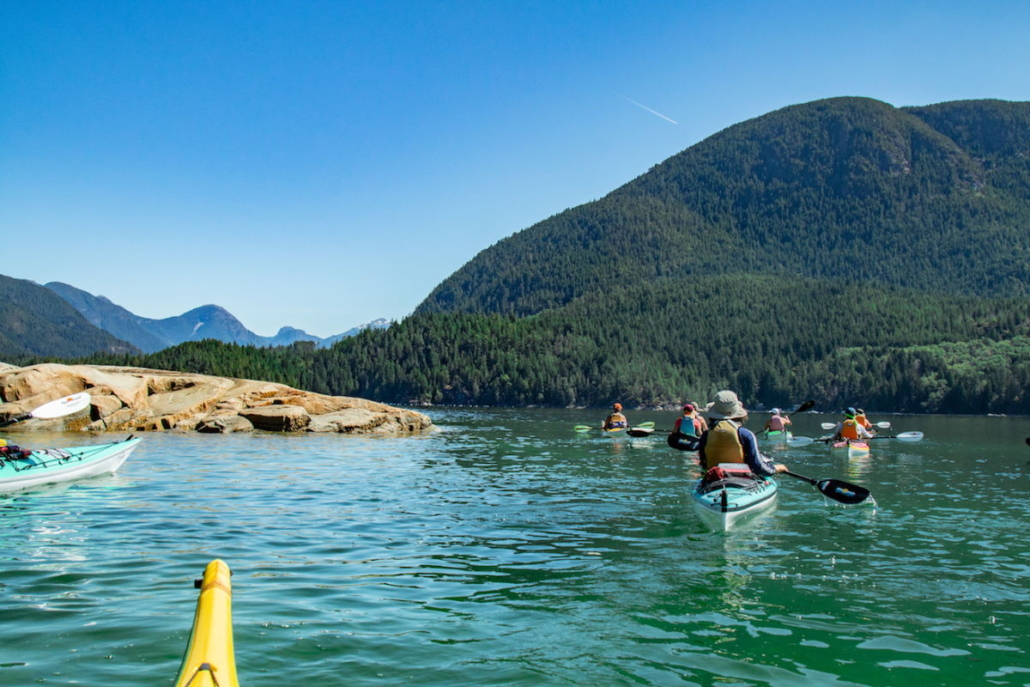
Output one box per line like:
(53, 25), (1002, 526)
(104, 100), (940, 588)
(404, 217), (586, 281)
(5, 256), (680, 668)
(0, 275), (389, 359)
(44, 282), (390, 353)
(0, 274), (139, 360)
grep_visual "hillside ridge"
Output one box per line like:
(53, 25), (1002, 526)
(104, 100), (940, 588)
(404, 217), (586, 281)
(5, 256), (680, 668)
(417, 97), (1030, 316)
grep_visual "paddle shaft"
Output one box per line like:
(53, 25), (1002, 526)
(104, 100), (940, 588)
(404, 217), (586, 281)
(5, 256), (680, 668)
(0, 413), (32, 428)
(783, 470), (818, 485)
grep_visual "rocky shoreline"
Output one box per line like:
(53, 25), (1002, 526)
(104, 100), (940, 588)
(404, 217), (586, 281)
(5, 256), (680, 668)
(0, 363), (433, 435)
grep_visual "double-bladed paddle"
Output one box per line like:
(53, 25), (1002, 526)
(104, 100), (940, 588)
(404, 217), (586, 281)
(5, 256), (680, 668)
(577, 421), (654, 433)
(821, 420), (892, 430)
(0, 392), (92, 428)
(783, 470), (871, 505)
(868, 431), (923, 441)
(809, 432), (922, 443)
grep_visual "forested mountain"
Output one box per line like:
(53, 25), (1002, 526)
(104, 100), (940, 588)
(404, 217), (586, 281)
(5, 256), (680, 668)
(0, 275), (139, 360)
(62, 97), (1030, 414)
(417, 97), (1030, 315)
(85, 274), (1030, 414)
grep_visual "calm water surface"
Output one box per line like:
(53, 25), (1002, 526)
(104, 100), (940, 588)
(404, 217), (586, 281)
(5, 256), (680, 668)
(1, 409), (1029, 686)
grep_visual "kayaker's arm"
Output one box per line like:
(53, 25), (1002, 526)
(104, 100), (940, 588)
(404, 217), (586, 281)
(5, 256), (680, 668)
(739, 427), (779, 476)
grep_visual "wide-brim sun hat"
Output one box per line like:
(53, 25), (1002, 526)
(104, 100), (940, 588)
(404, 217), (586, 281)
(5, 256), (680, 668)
(707, 390), (748, 420)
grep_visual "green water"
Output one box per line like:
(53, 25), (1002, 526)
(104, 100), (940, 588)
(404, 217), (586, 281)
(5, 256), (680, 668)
(1, 409), (1028, 686)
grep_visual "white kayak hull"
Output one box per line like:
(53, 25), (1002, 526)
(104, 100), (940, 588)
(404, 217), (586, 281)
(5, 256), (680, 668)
(0, 437), (140, 494)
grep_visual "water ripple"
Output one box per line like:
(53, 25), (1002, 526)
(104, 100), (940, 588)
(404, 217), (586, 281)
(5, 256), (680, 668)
(2, 413), (1029, 686)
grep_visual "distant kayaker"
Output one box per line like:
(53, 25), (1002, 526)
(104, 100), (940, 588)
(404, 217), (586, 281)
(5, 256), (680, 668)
(854, 408), (875, 432)
(832, 407), (873, 442)
(761, 408), (792, 434)
(673, 403), (704, 437)
(698, 390), (787, 475)
(691, 402), (709, 433)
(602, 403), (628, 430)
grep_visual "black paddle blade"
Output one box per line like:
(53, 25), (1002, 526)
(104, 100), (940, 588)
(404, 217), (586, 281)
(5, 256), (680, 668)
(626, 428), (654, 437)
(1025, 437), (1030, 447)
(792, 399), (816, 415)
(667, 432), (700, 451)
(815, 478), (871, 505)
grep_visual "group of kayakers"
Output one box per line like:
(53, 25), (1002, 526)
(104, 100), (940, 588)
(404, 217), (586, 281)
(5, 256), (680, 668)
(831, 407), (876, 441)
(600, 391), (787, 476)
(601, 394), (880, 477)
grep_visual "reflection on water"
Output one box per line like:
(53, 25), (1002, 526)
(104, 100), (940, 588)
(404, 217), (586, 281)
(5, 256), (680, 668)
(1, 411), (1029, 686)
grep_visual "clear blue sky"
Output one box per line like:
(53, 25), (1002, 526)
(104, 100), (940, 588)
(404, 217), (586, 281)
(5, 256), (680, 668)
(2, 1), (1027, 337)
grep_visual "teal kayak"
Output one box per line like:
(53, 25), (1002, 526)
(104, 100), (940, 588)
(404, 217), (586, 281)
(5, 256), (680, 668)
(763, 429), (793, 442)
(0, 436), (140, 494)
(692, 464), (778, 530)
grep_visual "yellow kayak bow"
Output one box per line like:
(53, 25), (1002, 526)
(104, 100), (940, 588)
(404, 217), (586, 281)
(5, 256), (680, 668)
(174, 559), (240, 687)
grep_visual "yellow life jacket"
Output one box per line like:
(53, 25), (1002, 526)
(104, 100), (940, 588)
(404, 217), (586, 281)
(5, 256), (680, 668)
(702, 419), (745, 469)
(605, 412), (627, 429)
(840, 419), (860, 440)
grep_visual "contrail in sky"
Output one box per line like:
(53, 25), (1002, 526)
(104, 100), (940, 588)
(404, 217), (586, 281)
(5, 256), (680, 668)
(616, 93), (678, 124)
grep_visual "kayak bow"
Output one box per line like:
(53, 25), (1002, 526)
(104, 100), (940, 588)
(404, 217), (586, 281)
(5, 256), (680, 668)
(174, 559), (240, 687)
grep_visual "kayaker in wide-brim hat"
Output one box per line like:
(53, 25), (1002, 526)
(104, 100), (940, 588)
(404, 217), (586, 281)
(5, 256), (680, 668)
(699, 390), (787, 475)
(706, 390), (748, 420)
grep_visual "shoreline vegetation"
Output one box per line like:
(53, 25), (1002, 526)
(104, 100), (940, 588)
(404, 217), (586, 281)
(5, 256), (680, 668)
(72, 279), (1030, 417)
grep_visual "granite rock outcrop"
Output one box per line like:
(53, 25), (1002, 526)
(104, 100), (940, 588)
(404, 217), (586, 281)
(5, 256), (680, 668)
(0, 363), (433, 435)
